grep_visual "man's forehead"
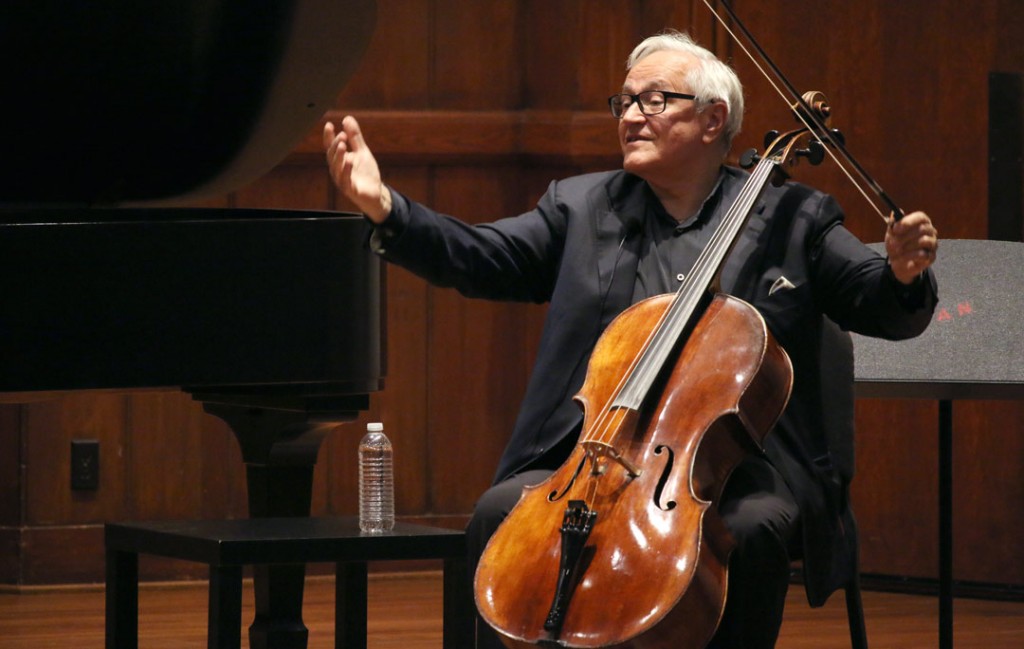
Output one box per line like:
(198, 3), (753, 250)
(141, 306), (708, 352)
(622, 75), (676, 91)
(623, 51), (693, 90)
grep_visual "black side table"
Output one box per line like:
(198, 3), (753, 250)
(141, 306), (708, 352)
(105, 517), (473, 649)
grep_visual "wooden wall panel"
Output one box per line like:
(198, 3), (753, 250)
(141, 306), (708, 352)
(953, 401), (1024, 584)
(193, 404), (250, 521)
(0, 405), (20, 527)
(124, 393), (205, 519)
(725, 0), (999, 242)
(124, 393), (247, 522)
(0, 405), (22, 583)
(433, 1), (523, 110)
(427, 164), (532, 511)
(523, 1), (583, 109)
(4, 0), (1024, 590)
(335, 0), (431, 110)
(852, 399), (941, 577)
(22, 394), (127, 526)
(235, 163), (332, 210)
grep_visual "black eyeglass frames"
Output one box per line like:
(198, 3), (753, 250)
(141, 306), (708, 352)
(608, 90), (698, 118)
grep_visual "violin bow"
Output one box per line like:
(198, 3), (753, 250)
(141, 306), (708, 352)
(703, 0), (902, 222)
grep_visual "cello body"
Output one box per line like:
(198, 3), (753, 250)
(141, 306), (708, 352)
(475, 292), (793, 648)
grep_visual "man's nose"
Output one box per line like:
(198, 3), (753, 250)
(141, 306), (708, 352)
(622, 102), (646, 121)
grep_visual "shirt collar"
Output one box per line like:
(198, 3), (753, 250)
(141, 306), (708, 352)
(646, 167), (727, 234)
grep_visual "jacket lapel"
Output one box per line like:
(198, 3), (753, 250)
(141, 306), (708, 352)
(718, 167), (769, 296)
(596, 173), (647, 318)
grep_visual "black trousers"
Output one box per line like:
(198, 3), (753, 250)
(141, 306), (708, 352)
(466, 455), (800, 649)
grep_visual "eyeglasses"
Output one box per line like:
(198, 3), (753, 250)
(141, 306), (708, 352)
(608, 90), (698, 118)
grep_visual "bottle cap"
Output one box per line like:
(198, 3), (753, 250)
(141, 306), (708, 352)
(366, 422), (384, 432)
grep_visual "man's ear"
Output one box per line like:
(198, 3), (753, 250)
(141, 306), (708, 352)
(702, 102), (728, 144)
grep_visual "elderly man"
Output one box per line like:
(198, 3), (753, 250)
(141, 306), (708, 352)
(325, 30), (937, 649)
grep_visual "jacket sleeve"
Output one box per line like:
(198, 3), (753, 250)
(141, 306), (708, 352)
(366, 184), (568, 303)
(810, 202), (938, 340)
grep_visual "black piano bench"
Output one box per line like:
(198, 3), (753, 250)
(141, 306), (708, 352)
(104, 517), (474, 649)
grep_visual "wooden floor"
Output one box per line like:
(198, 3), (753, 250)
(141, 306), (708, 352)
(1, 571), (1022, 648)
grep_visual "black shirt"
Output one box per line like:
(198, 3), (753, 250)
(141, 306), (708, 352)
(632, 172), (726, 302)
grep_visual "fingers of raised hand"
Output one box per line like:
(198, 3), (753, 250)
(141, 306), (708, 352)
(322, 121), (336, 150)
(884, 212), (938, 283)
(889, 213), (937, 253)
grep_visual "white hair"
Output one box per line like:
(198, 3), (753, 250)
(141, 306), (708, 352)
(626, 30), (744, 149)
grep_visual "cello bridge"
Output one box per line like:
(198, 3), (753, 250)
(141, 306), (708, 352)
(579, 440), (642, 479)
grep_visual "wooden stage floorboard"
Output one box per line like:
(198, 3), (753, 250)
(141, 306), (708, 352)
(1, 571), (1022, 647)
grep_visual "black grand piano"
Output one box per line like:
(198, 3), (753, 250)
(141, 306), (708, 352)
(1, 1), (381, 647)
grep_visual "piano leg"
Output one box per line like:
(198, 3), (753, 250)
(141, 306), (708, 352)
(199, 400), (361, 649)
(246, 464), (318, 649)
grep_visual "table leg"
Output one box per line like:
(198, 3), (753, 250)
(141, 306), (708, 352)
(209, 565), (244, 649)
(939, 399), (953, 649)
(105, 548), (138, 649)
(443, 556), (476, 649)
(335, 562), (368, 649)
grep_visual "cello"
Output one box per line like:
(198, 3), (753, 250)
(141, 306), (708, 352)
(474, 97), (837, 648)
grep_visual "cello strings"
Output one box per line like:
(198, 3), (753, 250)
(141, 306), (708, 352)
(629, 157), (774, 393)
(587, 157), (776, 450)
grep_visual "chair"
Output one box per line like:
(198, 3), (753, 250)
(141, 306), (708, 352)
(818, 317), (868, 649)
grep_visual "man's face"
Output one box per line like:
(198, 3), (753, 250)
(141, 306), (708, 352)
(617, 50), (711, 182)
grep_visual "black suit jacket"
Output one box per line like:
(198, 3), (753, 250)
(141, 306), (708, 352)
(373, 166), (937, 605)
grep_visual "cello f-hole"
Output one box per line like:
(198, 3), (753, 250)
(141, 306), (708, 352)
(548, 453), (588, 502)
(653, 444), (678, 511)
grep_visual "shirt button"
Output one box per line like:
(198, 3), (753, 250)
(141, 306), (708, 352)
(676, 273), (685, 282)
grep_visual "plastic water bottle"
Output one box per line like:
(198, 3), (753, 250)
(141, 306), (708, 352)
(358, 422), (394, 533)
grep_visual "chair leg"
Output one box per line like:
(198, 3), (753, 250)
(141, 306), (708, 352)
(844, 574), (868, 649)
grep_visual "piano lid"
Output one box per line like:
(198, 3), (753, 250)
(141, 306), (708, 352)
(1, 0), (376, 206)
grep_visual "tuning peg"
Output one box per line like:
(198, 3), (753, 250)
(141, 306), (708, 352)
(739, 148), (760, 169)
(797, 140), (825, 165)
(824, 128), (845, 147)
